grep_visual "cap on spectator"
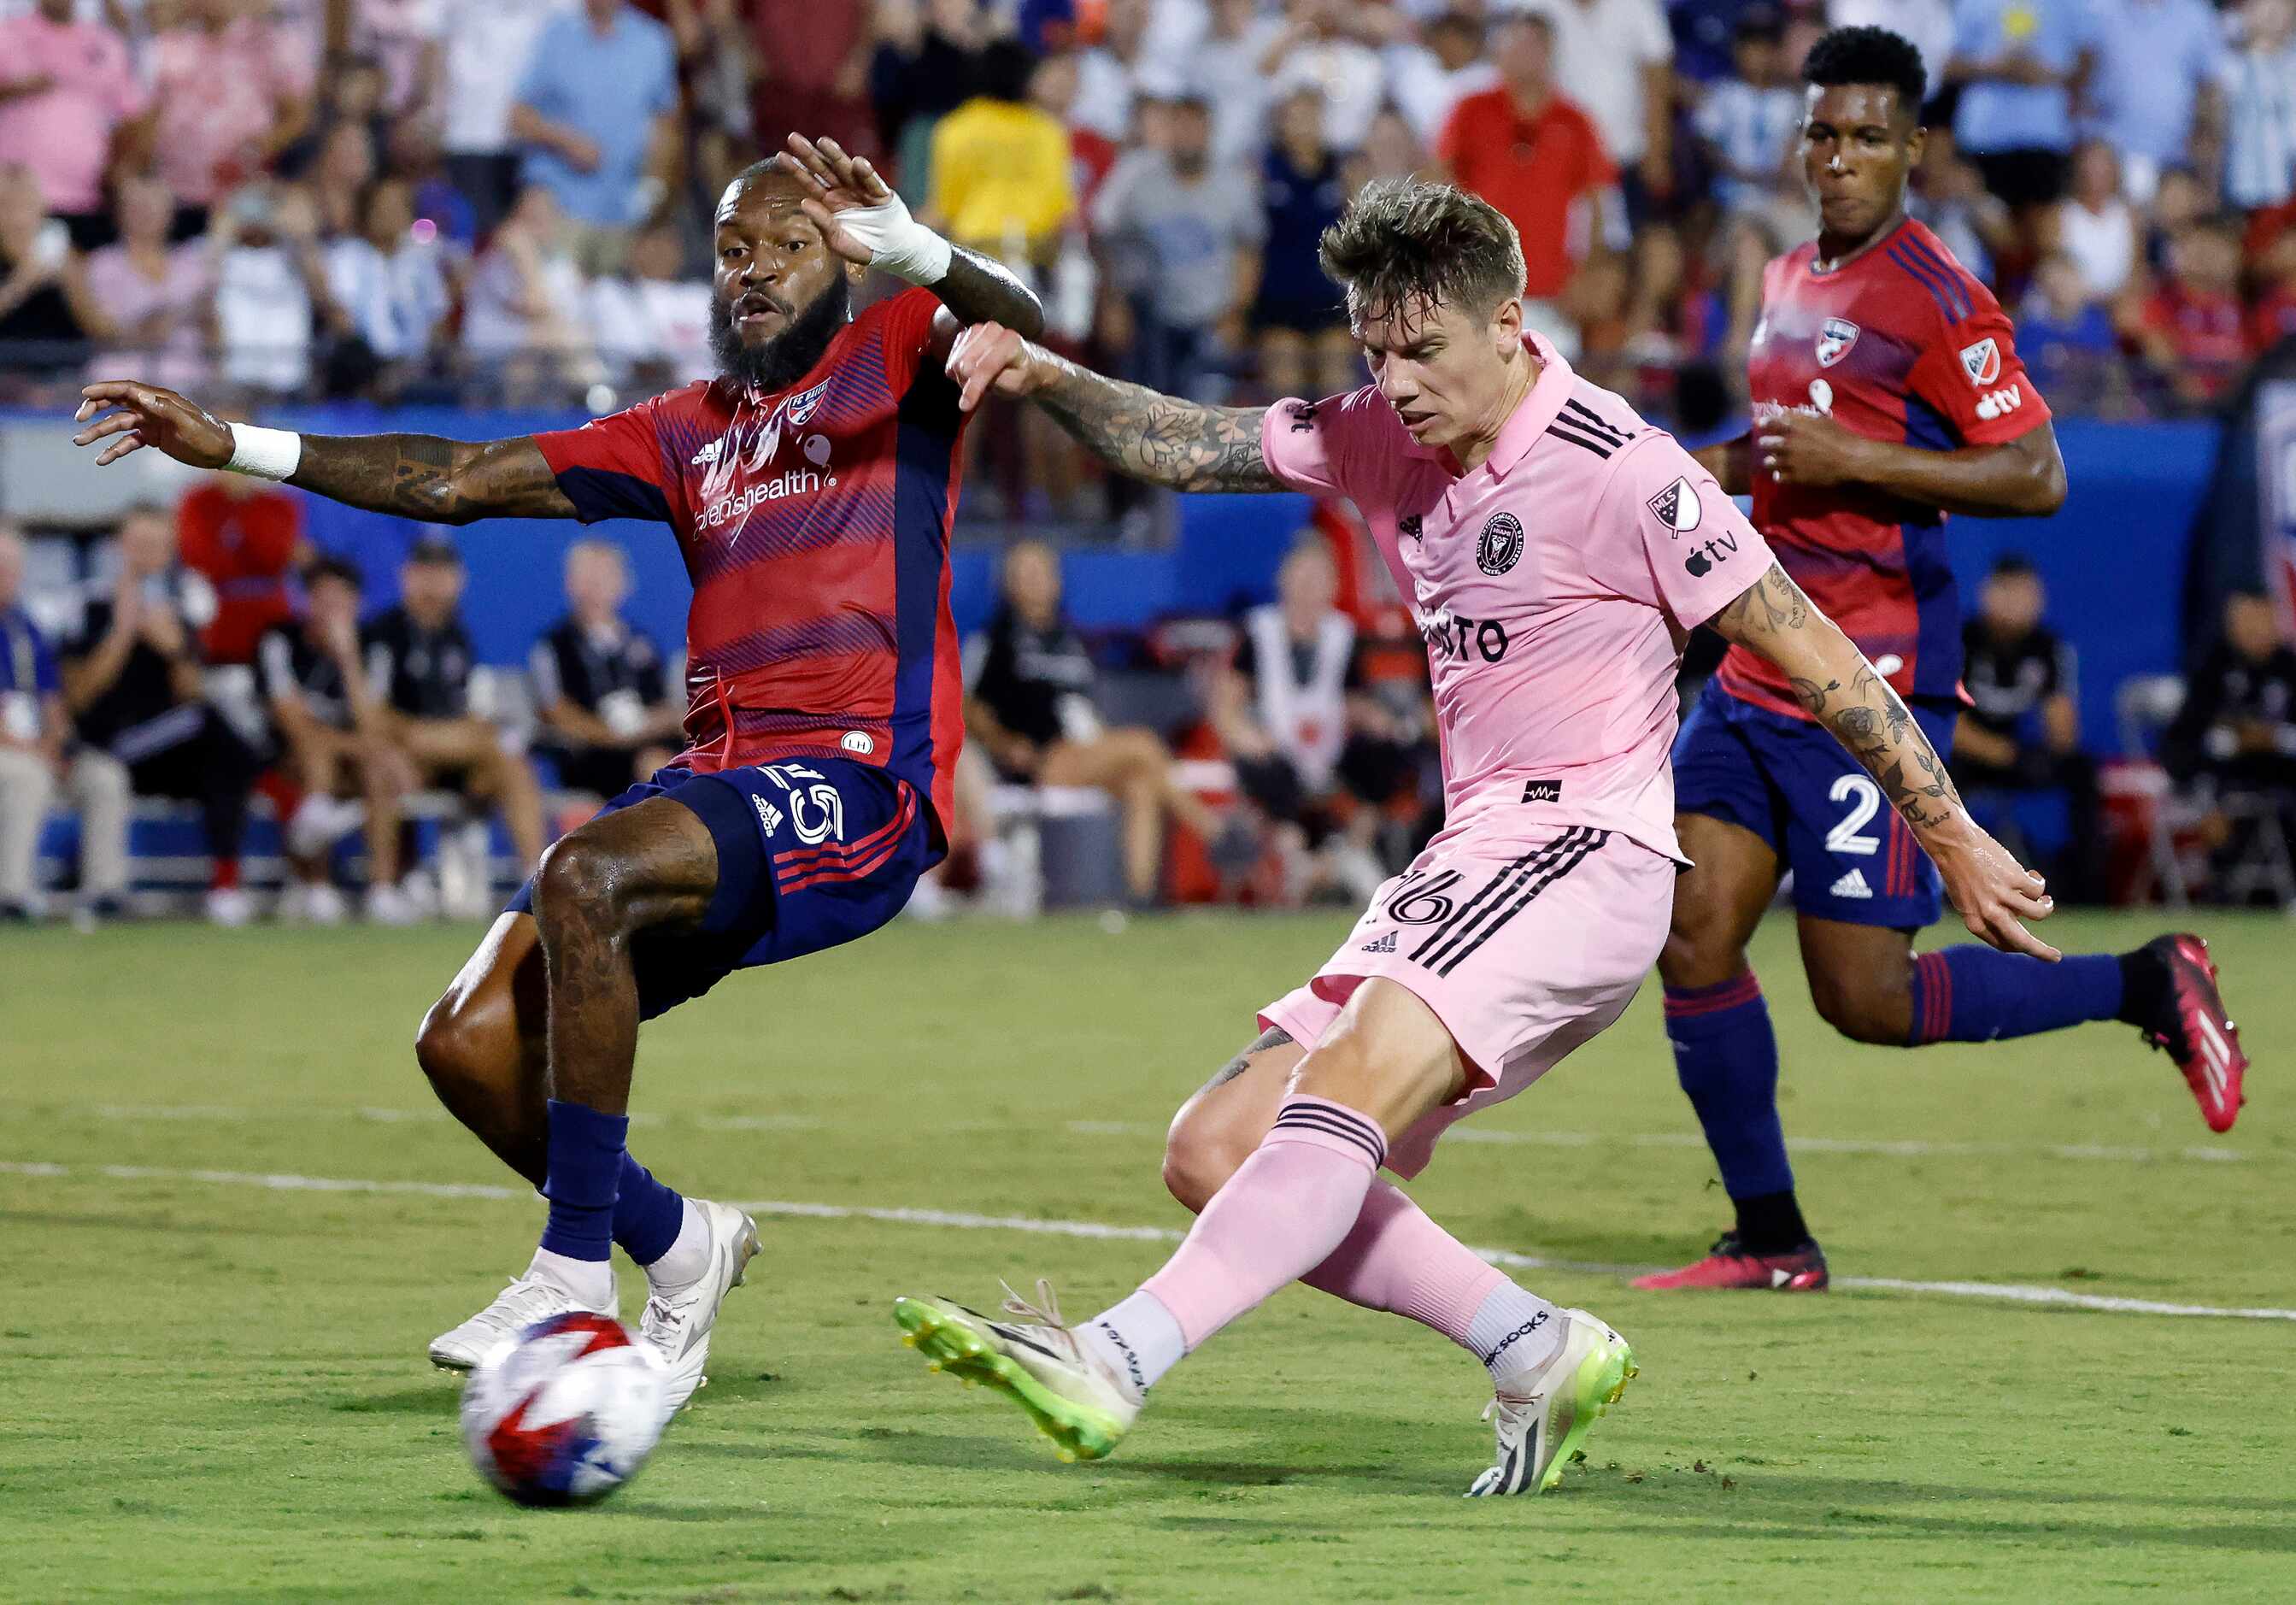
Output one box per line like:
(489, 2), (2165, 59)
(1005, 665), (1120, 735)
(408, 533), (464, 567)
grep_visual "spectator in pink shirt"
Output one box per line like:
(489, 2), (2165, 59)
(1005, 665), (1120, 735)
(148, 0), (315, 231)
(66, 172), (214, 393)
(0, 0), (150, 249)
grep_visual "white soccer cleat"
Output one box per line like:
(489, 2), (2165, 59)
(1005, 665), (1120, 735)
(428, 1274), (612, 1373)
(1466, 1307), (1637, 1496)
(203, 886), (255, 926)
(365, 883), (420, 925)
(891, 1280), (1140, 1462)
(637, 1200), (761, 1420)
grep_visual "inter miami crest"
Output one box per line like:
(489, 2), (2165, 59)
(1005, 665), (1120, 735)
(1476, 511), (1524, 576)
(1814, 317), (1860, 367)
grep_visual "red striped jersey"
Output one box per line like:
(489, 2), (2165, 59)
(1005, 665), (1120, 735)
(532, 287), (967, 838)
(1720, 216), (2051, 720)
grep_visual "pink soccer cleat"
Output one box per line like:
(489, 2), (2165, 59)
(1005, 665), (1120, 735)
(1630, 1232), (1829, 1291)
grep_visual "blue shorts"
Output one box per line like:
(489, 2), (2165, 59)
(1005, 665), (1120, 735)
(1672, 679), (1958, 928)
(508, 757), (937, 1019)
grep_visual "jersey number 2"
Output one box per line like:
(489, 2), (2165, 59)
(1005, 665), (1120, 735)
(1825, 774), (1882, 856)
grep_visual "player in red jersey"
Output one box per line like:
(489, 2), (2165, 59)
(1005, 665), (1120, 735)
(70, 136), (1043, 1408)
(1637, 27), (2248, 1292)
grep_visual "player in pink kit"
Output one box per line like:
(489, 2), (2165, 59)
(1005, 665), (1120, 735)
(891, 180), (2053, 1493)
(1638, 27), (2246, 1295)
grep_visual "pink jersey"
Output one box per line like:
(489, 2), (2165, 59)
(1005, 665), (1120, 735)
(1260, 332), (1772, 861)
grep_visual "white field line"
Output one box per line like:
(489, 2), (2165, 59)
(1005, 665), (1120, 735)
(1067, 1119), (2257, 1167)
(45, 1104), (2260, 1167)
(3, 1158), (2291, 1324)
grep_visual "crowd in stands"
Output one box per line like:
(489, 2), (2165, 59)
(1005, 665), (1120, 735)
(0, 0), (2294, 429)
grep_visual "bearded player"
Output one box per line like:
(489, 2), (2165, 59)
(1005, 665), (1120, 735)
(1633, 26), (2246, 1295)
(71, 137), (1041, 1416)
(889, 179), (2055, 1494)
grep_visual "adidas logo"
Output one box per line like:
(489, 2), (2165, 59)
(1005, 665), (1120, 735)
(1360, 932), (1398, 954)
(690, 438), (725, 467)
(752, 796), (784, 838)
(1829, 867), (1873, 900)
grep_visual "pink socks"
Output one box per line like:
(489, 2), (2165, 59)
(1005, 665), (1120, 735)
(1135, 1096), (1386, 1349)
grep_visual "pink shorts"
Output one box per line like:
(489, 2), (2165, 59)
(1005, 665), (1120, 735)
(1258, 818), (1673, 1179)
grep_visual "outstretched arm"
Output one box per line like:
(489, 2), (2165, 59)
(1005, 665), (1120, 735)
(942, 321), (1282, 492)
(72, 382), (576, 524)
(1758, 412), (2065, 518)
(775, 133), (1044, 341)
(1710, 561), (2059, 959)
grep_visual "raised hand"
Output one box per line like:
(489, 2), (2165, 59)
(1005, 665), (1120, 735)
(772, 132), (904, 268)
(943, 320), (1048, 413)
(73, 382), (233, 470)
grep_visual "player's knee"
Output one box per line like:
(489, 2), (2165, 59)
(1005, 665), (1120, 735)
(414, 996), (493, 1102)
(1162, 1108), (1252, 1213)
(533, 832), (623, 935)
(1659, 920), (1742, 991)
(1807, 970), (1906, 1045)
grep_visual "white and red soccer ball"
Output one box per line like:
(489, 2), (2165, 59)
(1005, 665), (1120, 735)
(460, 1313), (668, 1507)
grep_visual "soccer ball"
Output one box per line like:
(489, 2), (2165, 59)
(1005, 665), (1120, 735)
(460, 1312), (669, 1507)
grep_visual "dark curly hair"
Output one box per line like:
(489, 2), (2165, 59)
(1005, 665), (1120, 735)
(1801, 24), (1928, 118)
(1317, 179), (1527, 328)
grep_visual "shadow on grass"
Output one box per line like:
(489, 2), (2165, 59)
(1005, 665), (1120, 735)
(332, 1384), (464, 1414)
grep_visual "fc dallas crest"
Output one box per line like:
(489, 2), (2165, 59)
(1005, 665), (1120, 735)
(1814, 317), (1860, 367)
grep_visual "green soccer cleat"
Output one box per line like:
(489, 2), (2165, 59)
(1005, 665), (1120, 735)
(1466, 1307), (1637, 1496)
(892, 1280), (1139, 1463)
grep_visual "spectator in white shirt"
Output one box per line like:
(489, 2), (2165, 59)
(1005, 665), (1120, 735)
(1521, 0), (1674, 209)
(1386, 10), (1498, 148)
(1260, 0), (1385, 153)
(324, 179), (451, 381)
(1072, 0), (1154, 144)
(2048, 139), (2140, 301)
(436, 0), (570, 237)
(2223, 0), (2296, 209)
(211, 182), (327, 395)
(587, 222), (713, 389)
(460, 183), (598, 400)
(1692, 9), (1798, 215)
(1194, 0), (1278, 167)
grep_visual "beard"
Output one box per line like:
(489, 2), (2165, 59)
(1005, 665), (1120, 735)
(709, 273), (853, 393)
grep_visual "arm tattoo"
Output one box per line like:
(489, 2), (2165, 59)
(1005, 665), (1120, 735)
(934, 245), (1047, 339)
(290, 435), (576, 525)
(1033, 352), (1281, 492)
(1715, 562), (1965, 833)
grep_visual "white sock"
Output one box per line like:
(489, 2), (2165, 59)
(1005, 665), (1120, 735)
(527, 1245), (615, 1309)
(1076, 1290), (1188, 1401)
(643, 1199), (712, 1287)
(1466, 1282), (1564, 1384)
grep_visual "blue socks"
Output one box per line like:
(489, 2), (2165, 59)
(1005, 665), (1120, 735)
(540, 1098), (625, 1262)
(538, 1099), (690, 1268)
(613, 1152), (687, 1267)
(1906, 949), (2124, 1045)
(1664, 971), (1794, 1202)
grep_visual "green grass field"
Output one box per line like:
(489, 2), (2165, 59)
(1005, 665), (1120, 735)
(3, 908), (2291, 1602)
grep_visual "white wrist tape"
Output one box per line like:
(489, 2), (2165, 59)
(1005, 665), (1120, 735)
(226, 422), (302, 482)
(835, 194), (953, 285)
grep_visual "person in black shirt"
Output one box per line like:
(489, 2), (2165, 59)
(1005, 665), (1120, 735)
(966, 539), (1230, 903)
(1954, 556), (2104, 900)
(60, 506), (262, 923)
(531, 539), (684, 800)
(257, 556), (414, 923)
(363, 535), (545, 878)
(2164, 591), (2296, 884)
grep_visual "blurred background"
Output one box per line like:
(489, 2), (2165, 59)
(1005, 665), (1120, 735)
(5, 0), (2296, 927)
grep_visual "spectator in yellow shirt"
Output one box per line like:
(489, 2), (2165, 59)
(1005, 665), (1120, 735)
(926, 42), (1077, 271)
